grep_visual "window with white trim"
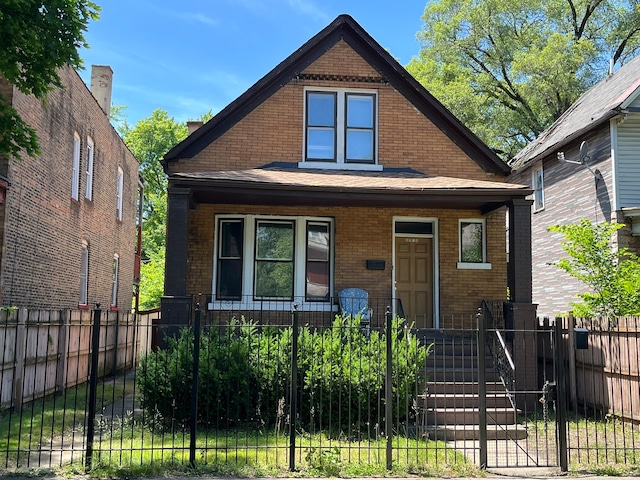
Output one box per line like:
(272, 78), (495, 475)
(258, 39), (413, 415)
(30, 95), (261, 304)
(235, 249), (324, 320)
(533, 166), (544, 211)
(458, 218), (491, 269)
(79, 241), (89, 306)
(116, 167), (124, 220)
(85, 136), (94, 200)
(304, 88), (377, 166)
(214, 215), (333, 303)
(72, 132), (81, 200)
(111, 254), (119, 307)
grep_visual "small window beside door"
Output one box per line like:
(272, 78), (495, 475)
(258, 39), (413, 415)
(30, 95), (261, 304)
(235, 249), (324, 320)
(457, 219), (492, 270)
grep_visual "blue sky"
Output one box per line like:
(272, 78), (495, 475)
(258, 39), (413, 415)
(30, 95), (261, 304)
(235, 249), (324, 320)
(79, 0), (427, 126)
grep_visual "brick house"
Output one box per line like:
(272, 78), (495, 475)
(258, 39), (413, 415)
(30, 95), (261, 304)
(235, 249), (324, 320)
(508, 55), (640, 318)
(0, 65), (141, 310)
(161, 15), (534, 330)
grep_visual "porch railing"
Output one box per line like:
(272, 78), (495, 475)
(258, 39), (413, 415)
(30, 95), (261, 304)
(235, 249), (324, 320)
(482, 300), (516, 410)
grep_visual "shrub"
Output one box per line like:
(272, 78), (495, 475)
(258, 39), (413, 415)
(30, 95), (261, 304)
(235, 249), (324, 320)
(137, 315), (431, 435)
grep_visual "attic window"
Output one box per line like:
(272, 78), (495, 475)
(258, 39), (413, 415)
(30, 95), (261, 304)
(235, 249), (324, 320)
(302, 87), (381, 171)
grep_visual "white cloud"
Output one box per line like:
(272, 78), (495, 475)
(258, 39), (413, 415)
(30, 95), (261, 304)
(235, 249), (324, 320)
(178, 12), (220, 27)
(287, 0), (329, 21)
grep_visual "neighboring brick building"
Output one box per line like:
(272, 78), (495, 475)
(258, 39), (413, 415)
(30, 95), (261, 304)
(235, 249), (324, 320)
(508, 55), (640, 318)
(0, 65), (141, 310)
(161, 15), (534, 330)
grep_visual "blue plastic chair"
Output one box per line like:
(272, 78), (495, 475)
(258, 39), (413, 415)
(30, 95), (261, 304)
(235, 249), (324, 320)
(339, 288), (372, 325)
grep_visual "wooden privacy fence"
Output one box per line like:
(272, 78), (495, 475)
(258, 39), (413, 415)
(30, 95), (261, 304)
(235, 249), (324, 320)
(0, 308), (158, 411)
(555, 316), (640, 422)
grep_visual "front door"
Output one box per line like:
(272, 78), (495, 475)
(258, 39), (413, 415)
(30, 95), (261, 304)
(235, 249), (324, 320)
(395, 236), (433, 328)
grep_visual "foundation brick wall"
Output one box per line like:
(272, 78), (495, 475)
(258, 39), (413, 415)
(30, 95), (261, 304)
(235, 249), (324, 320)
(0, 67), (138, 309)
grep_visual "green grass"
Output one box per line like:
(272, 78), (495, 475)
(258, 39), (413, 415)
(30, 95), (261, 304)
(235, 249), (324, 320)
(0, 378), (134, 470)
(81, 424), (476, 478)
(524, 409), (640, 474)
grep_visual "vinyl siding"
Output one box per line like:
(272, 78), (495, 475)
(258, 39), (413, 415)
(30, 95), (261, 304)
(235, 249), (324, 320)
(617, 116), (640, 208)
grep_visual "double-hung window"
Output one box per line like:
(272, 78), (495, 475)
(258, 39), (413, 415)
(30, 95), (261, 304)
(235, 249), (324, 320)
(533, 166), (544, 211)
(72, 132), (81, 200)
(111, 254), (119, 307)
(79, 241), (89, 306)
(304, 88), (377, 168)
(116, 167), (124, 220)
(458, 218), (491, 269)
(214, 215), (333, 306)
(85, 136), (94, 200)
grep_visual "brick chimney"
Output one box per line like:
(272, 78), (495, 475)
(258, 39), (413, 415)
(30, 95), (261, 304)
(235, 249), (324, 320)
(187, 121), (204, 135)
(90, 65), (113, 117)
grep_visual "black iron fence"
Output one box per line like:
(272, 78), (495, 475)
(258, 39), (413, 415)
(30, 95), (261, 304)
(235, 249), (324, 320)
(1, 302), (639, 474)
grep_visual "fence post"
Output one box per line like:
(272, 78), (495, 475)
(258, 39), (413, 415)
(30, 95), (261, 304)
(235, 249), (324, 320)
(85, 304), (102, 472)
(553, 317), (568, 471)
(55, 310), (69, 395)
(13, 308), (27, 412)
(385, 306), (392, 471)
(112, 311), (119, 375)
(189, 302), (201, 469)
(289, 304), (299, 472)
(477, 308), (487, 469)
(566, 314), (577, 411)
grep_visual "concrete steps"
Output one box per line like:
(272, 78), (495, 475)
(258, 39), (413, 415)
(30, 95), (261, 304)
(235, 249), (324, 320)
(419, 332), (522, 441)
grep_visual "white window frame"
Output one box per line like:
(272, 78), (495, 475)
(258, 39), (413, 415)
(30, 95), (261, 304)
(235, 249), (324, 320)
(72, 132), (81, 200)
(116, 167), (124, 220)
(79, 240), (89, 306)
(300, 87), (382, 172)
(210, 214), (336, 311)
(85, 136), (94, 200)
(533, 165), (545, 212)
(457, 218), (492, 270)
(111, 254), (119, 307)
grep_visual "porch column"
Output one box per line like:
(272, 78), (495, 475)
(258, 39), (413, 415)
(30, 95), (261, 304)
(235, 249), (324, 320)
(507, 199), (538, 412)
(508, 198), (533, 304)
(160, 187), (191, 338)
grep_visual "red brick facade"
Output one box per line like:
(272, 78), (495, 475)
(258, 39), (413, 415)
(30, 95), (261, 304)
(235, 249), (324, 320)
(0, 67), (139, 309)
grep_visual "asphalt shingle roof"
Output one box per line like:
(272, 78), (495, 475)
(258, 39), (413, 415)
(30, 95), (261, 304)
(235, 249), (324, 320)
(509, 55), (640, 171)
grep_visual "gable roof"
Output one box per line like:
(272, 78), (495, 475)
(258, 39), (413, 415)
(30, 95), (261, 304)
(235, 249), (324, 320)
(163, 14), (509, 175)
(510, 54), (640, 171)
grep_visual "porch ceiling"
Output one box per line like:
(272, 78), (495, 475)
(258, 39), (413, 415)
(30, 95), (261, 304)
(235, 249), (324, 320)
(169, 168), (532, 211)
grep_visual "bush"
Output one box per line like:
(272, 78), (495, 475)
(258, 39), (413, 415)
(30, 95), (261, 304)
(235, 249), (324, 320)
(137, 315), (431, 434)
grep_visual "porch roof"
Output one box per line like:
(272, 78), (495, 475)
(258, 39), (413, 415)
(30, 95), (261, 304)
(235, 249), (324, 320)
(170, 166), (532, 211)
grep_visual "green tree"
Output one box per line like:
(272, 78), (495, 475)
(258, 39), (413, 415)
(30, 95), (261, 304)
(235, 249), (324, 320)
(120, 109), (212, 310)
(549, 219), (640, 317)
(0, 0), (100, 159)
(407, 0), (640, 158)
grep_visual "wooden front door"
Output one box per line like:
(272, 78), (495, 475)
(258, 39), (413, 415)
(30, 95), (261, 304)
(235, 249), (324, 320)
(395, 237), (433, 328)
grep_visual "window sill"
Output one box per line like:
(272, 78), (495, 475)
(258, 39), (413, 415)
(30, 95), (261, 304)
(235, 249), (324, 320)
(533, 207), (545, 214)
(298, 161), (383, 172)
(457, 262), (492, 270)
(208, 300), (339, 312)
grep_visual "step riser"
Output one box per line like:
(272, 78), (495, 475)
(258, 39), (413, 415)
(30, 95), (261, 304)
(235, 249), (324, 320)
(425, 410), (517, 425)
(423, 396), (512, 409)
(420, 426), (528, 441)
(427, 369), (500, 382)
(426, 382), (504, 395)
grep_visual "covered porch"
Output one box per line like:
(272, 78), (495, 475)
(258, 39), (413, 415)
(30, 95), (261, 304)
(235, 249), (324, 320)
(161, 165), (534, 329)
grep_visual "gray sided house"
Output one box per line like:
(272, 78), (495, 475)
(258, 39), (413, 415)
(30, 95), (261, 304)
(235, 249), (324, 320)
(508, 55), (640, 318)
